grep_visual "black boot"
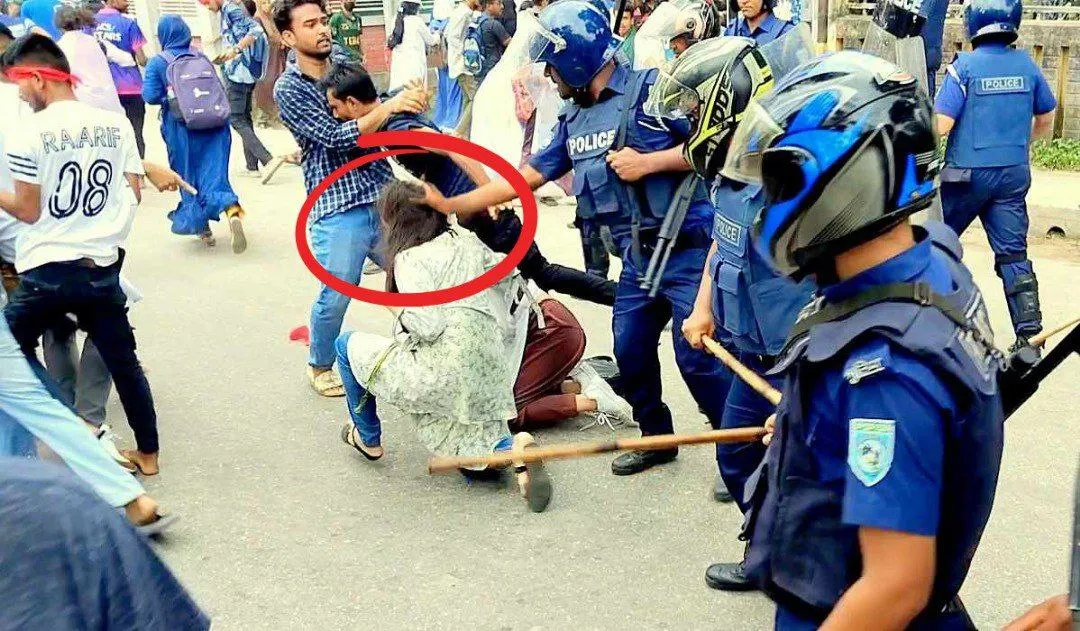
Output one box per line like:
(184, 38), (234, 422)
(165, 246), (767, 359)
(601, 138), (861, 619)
(713, 473), (734, 503)
(705, 562), (757, 592)
(611, 448), (678, 476)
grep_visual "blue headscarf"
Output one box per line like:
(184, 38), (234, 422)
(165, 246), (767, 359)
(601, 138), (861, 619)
(157, 14), (192, 53)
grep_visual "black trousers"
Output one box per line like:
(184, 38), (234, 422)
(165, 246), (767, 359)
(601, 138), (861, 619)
(4, 258), (159, 453)
(463, 210), (617, 306)
(119, 94), (146, 159)
(225, 78), (273, 171)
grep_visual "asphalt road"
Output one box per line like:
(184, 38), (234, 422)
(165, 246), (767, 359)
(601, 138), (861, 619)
(107, 124), (1080, 629)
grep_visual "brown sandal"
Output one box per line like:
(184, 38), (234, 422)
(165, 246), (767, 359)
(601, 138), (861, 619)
(340, 424), (383, 461)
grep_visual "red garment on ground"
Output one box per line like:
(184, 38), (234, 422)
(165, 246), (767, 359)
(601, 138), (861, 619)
(511, 299), (586, 432)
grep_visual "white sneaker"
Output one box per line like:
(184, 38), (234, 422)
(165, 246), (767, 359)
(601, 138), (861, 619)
(96, 424), (137, 473)
(570, 361), (634, 427)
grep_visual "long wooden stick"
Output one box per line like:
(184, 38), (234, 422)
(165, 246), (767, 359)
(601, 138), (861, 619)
(701, 336), (783, 406)
(427, 427), (767, 474)
(1031, 315), (1080, 348)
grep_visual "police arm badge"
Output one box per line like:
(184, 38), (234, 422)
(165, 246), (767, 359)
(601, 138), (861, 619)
(847, 418), (896, 487)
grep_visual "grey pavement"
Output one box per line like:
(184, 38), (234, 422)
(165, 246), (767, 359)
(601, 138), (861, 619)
(103, 120), (1080, 629)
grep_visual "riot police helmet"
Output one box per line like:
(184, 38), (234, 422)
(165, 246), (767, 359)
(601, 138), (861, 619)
(529, 0), (621, 89)
(724, 51), (940, 279)
(964, 0), (1022, 45)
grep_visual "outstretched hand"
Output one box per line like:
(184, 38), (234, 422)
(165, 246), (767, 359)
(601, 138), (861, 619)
(143, 162), (197, 195)
(389, 80), (430, 115)
(419, 183), (449, 215)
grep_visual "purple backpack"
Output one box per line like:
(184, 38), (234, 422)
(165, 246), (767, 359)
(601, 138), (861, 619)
(161, 51), (230, 130)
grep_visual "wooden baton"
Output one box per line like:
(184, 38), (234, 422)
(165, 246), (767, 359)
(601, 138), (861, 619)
(427, 427), (767, 474)
(700, 336), (783, 406)
(1030, 315), (1080, 348)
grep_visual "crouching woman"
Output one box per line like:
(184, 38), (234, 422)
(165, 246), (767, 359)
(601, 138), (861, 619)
(335, 181), (552, 512)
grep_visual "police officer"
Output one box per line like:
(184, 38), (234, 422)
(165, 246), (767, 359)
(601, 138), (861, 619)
(423, 0), (733, 475)
(646, 34), (814, 591)
(726, 51), (1003, 628)
(936, 0), (1056, 352)
(723, 0), (792, 43)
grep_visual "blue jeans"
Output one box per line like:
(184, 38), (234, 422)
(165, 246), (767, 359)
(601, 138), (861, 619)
(0, 317), (143, 507)
(335, 332), (381, 447)
(611, 229), (733, 436)
(309, 206), (380, 369)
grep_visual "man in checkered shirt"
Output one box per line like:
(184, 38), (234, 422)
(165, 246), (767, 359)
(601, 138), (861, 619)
(273, 0), (426, 397)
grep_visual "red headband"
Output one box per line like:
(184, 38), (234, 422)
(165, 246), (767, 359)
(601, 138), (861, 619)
(3, 65), (82, 86)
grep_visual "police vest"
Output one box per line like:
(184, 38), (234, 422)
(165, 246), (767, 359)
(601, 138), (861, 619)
(709, 179), (815, 356)
(384, 113), (475, 197)
(563, 66), (707, 227)
(945, 49), (1042, 169)
(742, 222), (1004, 623)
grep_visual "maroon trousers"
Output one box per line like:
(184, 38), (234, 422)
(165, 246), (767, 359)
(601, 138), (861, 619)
(511, 299), (586, 432)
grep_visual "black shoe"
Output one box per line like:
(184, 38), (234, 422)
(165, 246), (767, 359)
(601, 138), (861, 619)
(1010, 336), (1043, 360)
(459, 467), (505, 482)
(713, 474), (734, 503)
(705, 562), (757, 592)
(611, 448), (678, 476)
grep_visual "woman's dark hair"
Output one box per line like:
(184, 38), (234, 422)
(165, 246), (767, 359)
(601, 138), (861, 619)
(55, 5), (97, 31)
(241, 0), (257, 16)
(318, 59), (378, 102)
(272, 0), (325, 33)
(378, 180), (451, 293)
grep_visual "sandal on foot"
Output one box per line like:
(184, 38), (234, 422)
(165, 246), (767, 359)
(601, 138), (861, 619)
(119, 450), (159, 476)
(516, 444), (552, 513)
(341, 424), (382, 461)
(135, 512), (179, 538)
(308, 367), (345, 397)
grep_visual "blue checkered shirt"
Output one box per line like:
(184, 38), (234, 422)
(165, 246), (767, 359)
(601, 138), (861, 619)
(274, 63), (392, 222)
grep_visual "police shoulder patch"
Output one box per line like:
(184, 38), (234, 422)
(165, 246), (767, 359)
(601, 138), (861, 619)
(842, 343), (891, 385)
(847, 418), (896, 487)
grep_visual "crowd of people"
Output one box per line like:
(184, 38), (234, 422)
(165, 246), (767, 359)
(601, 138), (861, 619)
(0, 0), (1076, 626)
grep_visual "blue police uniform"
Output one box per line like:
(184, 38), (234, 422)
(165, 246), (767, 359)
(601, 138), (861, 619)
(530, 60), (732, 435)
(742, 223), (1003, 629)
(936, 41), (1057, 338)
(708, 176), (814, 509)
(723, 12), (793, 44)
(383, 113), (475, 196)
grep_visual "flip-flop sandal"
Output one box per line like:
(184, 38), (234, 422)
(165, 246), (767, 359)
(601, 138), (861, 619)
(119, 450), (158, 477)
(516, 445), (552, 513)
(341, 424), (383, 461)
(136, 512), (179, 538)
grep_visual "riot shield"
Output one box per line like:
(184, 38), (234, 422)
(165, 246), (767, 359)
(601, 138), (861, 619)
(861, 20), (929, 95)
(758, 22), (815, 81)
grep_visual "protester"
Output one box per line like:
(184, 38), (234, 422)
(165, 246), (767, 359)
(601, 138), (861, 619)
(203, 0), (276, 178)
(19, 0), (58, 39)
(144, 14), (249, 252)
(498, 0), (516, 35)
(723, 0), (793, 42)
(273, 0), (425, 397)
(335, 180), (554, 512)
(55, 6), (126, 114)
(449, 0), (479, 137)
(0, 34), (162, 477)
(93, 0), (149, 158)
(323, 60), (619, 307)
(0, 2), (42, 37)
(476, 0), (510, 85)
(330, 0), (364, 61)
(387, 0), (434, 91)
(0, 458), (206, 628)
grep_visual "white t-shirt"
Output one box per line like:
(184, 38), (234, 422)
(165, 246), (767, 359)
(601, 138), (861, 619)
(0, 83), (32, 264)
(6, 99), (144, 273)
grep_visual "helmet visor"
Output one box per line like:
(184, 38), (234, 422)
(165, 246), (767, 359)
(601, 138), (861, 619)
(528, 24), (567, 65)
(721, 100), (784, 183)
(644, 70), (701, 121)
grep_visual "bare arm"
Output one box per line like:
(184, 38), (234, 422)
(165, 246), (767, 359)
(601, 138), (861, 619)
(935, 114), (955, 138)
(820, 527), (935, 631)
(357, 85), (428, 135)
(0, 181), (41, 223)
(126, 173), (142, 204)
(1033, 112), (1055, 140)
(607, 144), (692, 182)
(411, 127), (491, 186)
(135, 48), (148, 66)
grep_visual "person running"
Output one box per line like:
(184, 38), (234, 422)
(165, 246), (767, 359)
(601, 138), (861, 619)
(0, 34), (162, 476)
(143, 15), (249, 253)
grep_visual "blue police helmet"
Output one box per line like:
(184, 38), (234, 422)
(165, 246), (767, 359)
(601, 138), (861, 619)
(722, 51), (939, 279)
(529, 0), (621, 89)
(964, 0), (1022, 44)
